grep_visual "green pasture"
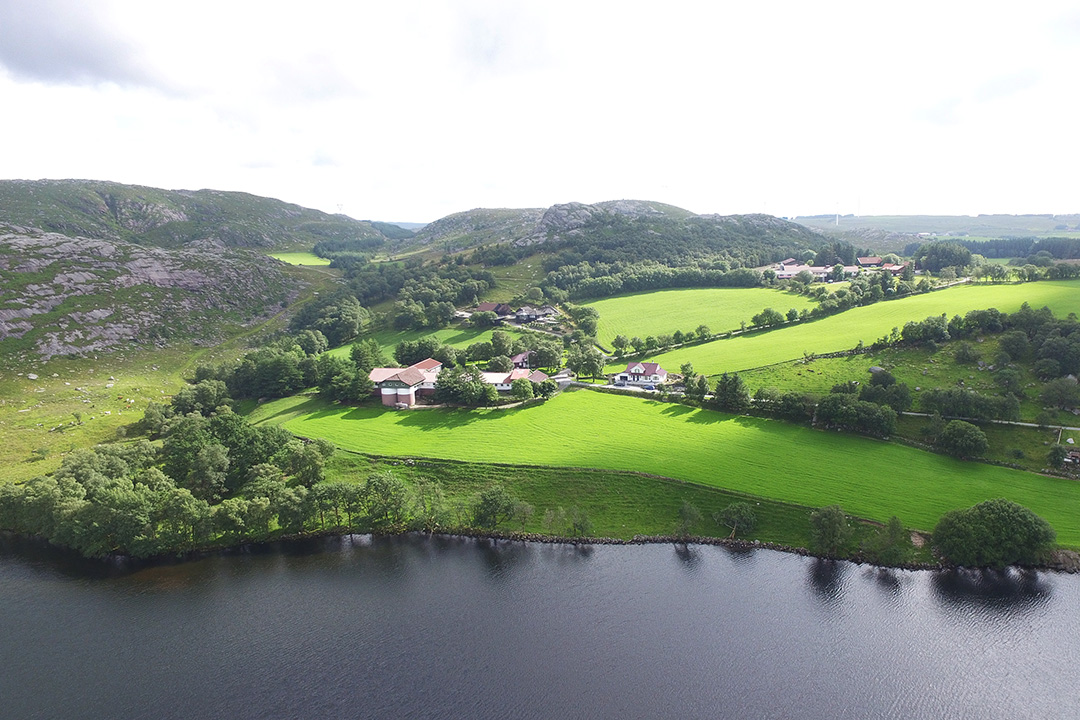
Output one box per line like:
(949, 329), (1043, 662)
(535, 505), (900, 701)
(583, 287), (816, 345)
(268, 252), (333, 266)
(323, 453), (861, 547)
(326, 326), (527, 362)
(262, 389), (1080, 545)
(624, 280), (1080, 376)
(477, 261), (546, 300)
(741, 336), (1051, 423)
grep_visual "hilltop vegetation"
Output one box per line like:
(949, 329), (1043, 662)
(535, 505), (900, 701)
(0, 179), (403, 250)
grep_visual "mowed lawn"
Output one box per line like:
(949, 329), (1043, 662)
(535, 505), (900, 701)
(268, 252), (332, 266)
(583, 287), (816, 345)
(326, 326), (524, 361)
(276, 389), (1080, 546)
(624, 280), (1080, 376)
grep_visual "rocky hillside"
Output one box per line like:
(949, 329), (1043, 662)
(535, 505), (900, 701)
(0, 224), (292, 361)
(0, 179), (402, 250)
(414, 199), (821, 255)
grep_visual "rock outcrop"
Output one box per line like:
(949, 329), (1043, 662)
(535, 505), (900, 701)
(0, 225), (292, 359)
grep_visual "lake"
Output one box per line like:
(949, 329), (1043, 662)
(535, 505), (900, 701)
(1, 534), (1077, 719)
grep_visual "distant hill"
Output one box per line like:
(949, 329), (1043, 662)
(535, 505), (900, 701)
(0, 179), (402, 250)
(794, 214), (1080, 239)
(414, 199), (822, 263)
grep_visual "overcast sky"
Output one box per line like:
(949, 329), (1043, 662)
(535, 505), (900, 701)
(1, 1), (1078, 222)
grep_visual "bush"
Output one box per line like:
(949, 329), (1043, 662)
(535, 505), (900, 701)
(936, 420), (988, 459)
(932, 498), (1055, 567)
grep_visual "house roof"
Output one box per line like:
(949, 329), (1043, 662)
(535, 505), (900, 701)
(369, 367), (401, 383)
(527, 370), (549, 382)
(858, 256), (883, 265)
(390, 367), (426, 386)
(369, 364), (432, 386)
(409, 358), (442, 371)
(476, 302), (499, 313)
(624, 362), (666, 376)
(511, 351), (531, 363)
(516, 305), (538, 314)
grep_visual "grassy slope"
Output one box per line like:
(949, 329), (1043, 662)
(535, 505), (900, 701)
(261, 389), (1080, 546)
(622, 281), (1080, 376)
(325, 326), (527, 362)
(268, 252), (332, 266)
(326, 453), (847, 547)
(583, 287), (817, 345)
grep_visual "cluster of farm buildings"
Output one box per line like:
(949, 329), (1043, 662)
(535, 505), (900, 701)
(772, 256), (911, 281)
(368, 355), (550, 407)
(471, 302), (560, 326)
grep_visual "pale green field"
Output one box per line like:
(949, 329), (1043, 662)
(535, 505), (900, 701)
(269, 252), (332, 266)
(583, 287), (816, 345)
(265, 389), (1080, 545)
(326, 326), (527, 361)
(620, 280), (1080, 376)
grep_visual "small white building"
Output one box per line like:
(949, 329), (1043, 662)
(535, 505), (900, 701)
(615, 362), (668, 386)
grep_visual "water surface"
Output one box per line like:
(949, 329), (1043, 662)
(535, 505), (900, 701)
(1, 535), (1076, 719)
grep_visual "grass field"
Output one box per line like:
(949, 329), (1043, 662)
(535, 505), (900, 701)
(255, 389), (1080, 545)
(323, 453), (877, 548)
(621, 280), (1080, 376)
(268, 252), (332, 266)
(583, 287), (816, 345)
(326, 325), (528, 362)
(476, 261), (546, 301)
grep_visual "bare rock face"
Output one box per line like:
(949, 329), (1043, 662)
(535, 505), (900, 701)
(539, 202), (603, 234)
(0, 225), (294, 360)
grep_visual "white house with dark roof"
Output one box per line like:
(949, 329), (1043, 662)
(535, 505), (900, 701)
(615, 362), (668, 386)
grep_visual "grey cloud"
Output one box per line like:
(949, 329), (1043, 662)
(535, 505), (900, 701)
(0, 0), (157, 87)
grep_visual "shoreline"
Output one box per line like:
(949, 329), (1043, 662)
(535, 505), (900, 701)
(4, 527), (1077, 575)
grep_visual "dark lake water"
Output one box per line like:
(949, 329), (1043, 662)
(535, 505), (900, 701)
(2, 534), (1078, 719)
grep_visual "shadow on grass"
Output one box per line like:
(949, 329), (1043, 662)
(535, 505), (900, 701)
(330, 402), (534, 432)
(253, 397), (329, 425)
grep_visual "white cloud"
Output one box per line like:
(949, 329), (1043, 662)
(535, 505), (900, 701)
(1, 0), (1077, 220)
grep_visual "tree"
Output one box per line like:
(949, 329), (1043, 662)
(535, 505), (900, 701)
(364, 471), (409, 528)
(937, 420), (988, 459)
(675, 501), (701, 538)
(932, 498), (1055, 567)
(532, 342), (561, 369)
(510, 377), (534, 401)
(471, 310), (498, 327)
(869, 516), (911, 565)
(485, 331), (511, 358)
(1048, 444), (1069, 468)
(751, 308), (785, 328)
(472, 485), (517, 530)
(713, 373), (750, 413)
(715, 501), (756, 538)
(612, 334), (630, 354)
(810, 505), (849, 556)
(915, 241), (972, 273)
(1041, 377), (1080, 410)
(487, 355), (513, 372)
(186, 443), (229, 502)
